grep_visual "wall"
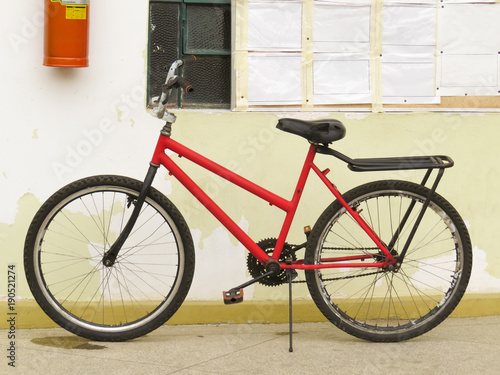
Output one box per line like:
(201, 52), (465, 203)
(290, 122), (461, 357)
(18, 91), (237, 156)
(1, 1), (499, 326)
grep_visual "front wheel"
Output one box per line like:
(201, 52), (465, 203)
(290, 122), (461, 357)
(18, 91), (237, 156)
(24, 175), (195, 341)
(305, 180), (472, 342)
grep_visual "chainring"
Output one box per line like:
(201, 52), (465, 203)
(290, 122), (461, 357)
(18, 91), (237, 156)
(246, 238), (296, 287)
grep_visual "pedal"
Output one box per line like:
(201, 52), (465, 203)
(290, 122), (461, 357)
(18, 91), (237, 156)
(223, 288), (244, 305)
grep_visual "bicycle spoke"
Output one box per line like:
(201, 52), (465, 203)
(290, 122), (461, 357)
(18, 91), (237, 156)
(306, 180), (471, 341)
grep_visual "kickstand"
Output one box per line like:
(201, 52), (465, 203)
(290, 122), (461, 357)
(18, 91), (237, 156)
(287, 269), (293, 353)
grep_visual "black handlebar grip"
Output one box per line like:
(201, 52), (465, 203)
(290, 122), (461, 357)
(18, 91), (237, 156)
(181, 55), (197, 65)
(176, 77), (194, 93)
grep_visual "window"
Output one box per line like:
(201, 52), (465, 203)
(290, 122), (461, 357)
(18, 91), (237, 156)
(148, 0), (500, 112)
(148, 0), (231, 109)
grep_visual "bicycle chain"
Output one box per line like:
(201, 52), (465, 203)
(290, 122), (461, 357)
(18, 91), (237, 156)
(291, 270), (383, 284)
(291, 245), (382, 284)
(322, 247), (380, 251)
(249, 239), (383, 285)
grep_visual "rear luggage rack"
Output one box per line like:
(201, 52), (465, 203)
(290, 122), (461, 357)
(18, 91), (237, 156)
(316, 144), (453, 271)
(315, 146), (454, 172)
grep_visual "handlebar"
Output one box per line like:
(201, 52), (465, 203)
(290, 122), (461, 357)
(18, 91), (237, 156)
(175, 77), (194, 93)
(152, 56), (196, 121)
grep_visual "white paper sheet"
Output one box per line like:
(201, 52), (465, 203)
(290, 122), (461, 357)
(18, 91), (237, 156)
(382, 5), (439, 103)
(437, 4), (500, 96)
(247, 53), (302, 105)
(441, 0), (495, 3)
(314, 0), (371, 5)
(314, 56), (371, 95)
(383, 0), (436, 4)
(383, 6), (436, 47)
(438, 4), (500, 54)
(437, 54), (499, 96)
(247, 1), (302, 51)
(314, 4), (371, 54)
(313, 53), (372, 104)
(383, 62), (437, 98)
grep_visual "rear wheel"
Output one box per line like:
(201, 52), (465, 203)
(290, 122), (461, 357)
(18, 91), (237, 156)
(305, 180), (472, 342)
(24, 175), (195, 341)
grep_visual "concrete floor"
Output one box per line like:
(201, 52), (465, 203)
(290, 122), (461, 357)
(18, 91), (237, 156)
(1, 316), (499, 374)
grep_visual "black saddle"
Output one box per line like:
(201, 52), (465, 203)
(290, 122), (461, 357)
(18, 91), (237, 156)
(276, 118), (346, 144)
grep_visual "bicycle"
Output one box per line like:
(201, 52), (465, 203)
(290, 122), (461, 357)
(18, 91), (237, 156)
(24, 57), (472, 347)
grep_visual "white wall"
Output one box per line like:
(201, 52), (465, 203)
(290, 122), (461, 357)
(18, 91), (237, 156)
(1, 0), (152, 216)
(1, 1), (499, 306)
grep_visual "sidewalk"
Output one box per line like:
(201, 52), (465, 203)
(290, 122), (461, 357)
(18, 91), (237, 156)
(2, 316), (500, 374)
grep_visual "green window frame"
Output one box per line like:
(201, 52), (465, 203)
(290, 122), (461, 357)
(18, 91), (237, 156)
(148, 0), (231, 109)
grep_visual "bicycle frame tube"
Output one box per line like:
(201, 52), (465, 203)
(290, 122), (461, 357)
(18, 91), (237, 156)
(151, 134), (394, 269)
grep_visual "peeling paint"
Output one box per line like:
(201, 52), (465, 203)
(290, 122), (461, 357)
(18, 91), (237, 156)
(2, 112), (500, 303)
(188, 219), (250, 300)
(115, 107), (123, 122)
(468, 247), (500, 293)
(0, 193), (42, 299)
(344, 112), (370, 120)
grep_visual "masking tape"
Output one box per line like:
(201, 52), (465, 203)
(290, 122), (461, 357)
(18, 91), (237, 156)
(233, 0), (249, 112)
(302, 0), (314, 111)
(370, 0), (384, 113)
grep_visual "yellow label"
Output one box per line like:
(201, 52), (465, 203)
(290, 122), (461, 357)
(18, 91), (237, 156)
(66, 5), (87, 20)
(52, 1), (89, 4)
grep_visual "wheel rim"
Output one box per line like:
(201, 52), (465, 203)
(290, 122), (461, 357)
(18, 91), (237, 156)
(313, 189), (464, 335)
(33, 186), (185, 333)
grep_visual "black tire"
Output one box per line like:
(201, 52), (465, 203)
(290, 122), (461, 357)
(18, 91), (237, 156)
(24, 175), (195, 341)
(305, 180), (472, 342)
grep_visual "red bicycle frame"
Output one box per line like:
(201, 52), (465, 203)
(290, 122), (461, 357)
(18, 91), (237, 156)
(151, 133), (396, 270)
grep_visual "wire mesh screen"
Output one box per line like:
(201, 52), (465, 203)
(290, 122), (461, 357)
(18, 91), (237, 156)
(148, 2), (231, 109)
(149, 2), (180, 105)
(185, 5), (231, 54)
(182, 56), (231, 107)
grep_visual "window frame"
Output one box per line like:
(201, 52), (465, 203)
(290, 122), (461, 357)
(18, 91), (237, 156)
(147, 0), (231, 109)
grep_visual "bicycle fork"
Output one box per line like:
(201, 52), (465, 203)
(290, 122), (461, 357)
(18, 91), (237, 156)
(102, 164), (159, 267)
